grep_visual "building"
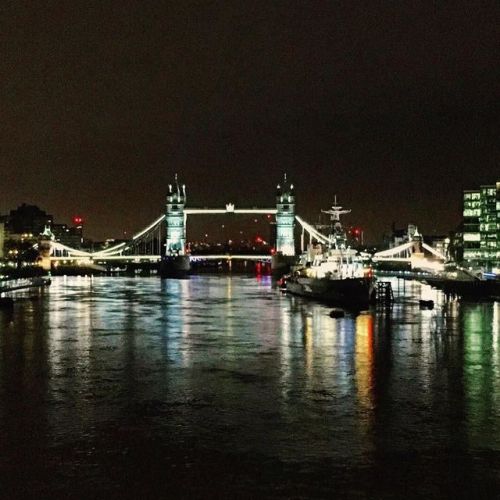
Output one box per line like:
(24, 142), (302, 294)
(462, 182), (499, 269)
(387, 223), (417, 249)
(52, 223), (83, 248)
(5, 203), (53, 236)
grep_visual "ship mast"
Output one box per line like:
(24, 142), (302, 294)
(321, 196), (351, 249)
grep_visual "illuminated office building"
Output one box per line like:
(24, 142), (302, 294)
(462, 182), (499, 269)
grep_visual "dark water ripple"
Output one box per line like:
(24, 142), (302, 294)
(0, 275), (499, 498)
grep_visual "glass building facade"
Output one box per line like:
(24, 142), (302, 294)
(463, 182), (500, 270)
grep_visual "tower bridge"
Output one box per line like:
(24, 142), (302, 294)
(40, 174), (326, 273)
(38, 174), (447, 274)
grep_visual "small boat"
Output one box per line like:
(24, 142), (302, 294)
(285, 198), (374, 306)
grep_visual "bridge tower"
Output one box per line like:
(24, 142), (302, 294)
(161, 174), (190, 277)
(165, 174), (187, 256)
(275, 174), (295, 256)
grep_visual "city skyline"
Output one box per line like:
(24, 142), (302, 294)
(2, 173), (497, 245)
(2, 2), (499, 242)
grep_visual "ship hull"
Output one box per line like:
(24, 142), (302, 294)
(286, 276), (374, 306)
(160, 255), (191, 278)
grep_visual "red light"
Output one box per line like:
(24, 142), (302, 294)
(270, 248), (276, 255)
(72, 216), (83, 225)
(255, 236), (263, 244)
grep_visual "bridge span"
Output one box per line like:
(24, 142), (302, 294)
(50, 254), (272, 263)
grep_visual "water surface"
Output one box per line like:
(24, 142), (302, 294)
(0, 276), (499, 498)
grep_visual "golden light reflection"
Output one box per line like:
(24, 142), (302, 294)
(355, 313), (374, 412)
(354, 312), (375, 455)
(303, 313), (313, 379)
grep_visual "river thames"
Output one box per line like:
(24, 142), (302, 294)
(0, 275), (499, 498)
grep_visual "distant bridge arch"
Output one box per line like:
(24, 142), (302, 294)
(373, 233), (446, 271)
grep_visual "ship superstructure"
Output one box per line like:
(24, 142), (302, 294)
(286, 197), (373, 305)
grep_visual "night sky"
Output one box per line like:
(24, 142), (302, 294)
(1, 2), (499, 243)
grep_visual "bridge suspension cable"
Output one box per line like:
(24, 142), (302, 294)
(421, 243), (446, 261)
(50, 241), (92, 257)
(373, 241), (415, 259)
(92, 214), (166, 257)
(294, 215), (330, 245)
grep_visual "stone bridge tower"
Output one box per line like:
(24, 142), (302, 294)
(165, 174), (187, 256)
(275, 174), (295, 256)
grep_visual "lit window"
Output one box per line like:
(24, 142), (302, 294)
(464, 233), (481, 242)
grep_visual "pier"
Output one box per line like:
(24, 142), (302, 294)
(0, 277), (51, 305)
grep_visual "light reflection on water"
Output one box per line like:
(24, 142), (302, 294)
(0, 276), (499, 497)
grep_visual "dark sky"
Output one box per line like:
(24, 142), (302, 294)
(1, 1), (499, 243)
